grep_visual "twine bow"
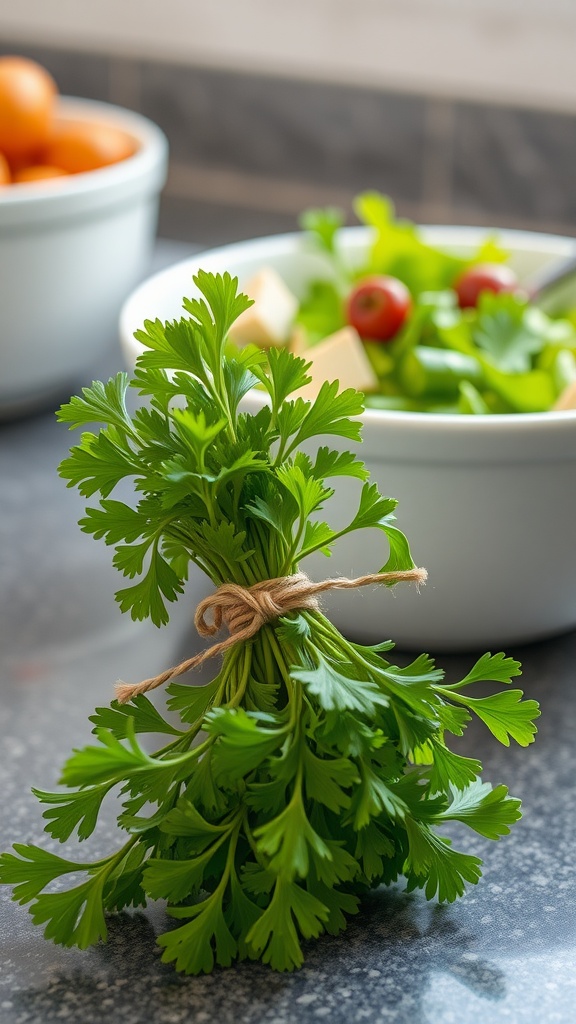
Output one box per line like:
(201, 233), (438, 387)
(115, 567), (428, 704)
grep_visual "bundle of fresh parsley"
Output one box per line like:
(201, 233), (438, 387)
(0, 271), (539, 973)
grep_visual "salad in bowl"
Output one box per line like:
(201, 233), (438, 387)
(226, 192), (576, 415)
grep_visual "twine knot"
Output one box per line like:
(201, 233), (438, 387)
(195, 575), (322, 641)
(115, 567), (427, 704)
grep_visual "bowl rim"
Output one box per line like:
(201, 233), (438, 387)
(0, 96), (168, 215)
(119, 223), (576, 431)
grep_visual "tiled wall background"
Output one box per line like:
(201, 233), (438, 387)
(3, 39), (576, 246)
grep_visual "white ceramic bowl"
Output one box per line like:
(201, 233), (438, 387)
(0, 97), (168, 417)
(119, 226), (576, 652)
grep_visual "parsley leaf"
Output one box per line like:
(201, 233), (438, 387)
(473, 292), (544, 372)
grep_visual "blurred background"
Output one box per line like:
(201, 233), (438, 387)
(1, 0), (575, 246)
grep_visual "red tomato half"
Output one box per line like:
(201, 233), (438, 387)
(346, 275), (412, 342)
(454, 263), (518, 309)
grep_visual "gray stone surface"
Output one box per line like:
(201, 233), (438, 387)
(1, 242), (576, 1023)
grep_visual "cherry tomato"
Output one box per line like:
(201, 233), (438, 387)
(42, 118), (136, 174)
(0, 151), (10, 185)
(346, 275), (411, 342)
(454, 262), (518, 308)
(13, 163), (69, 184)
(0, 56), (57, 160)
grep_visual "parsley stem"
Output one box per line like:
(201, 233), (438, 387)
(250, 639), (268, 689)
(242, 817), (261, 862)
(140, 734), (217, 770)
(264, 626), (294, 705)
(226, 646), (252, 708)
(259, 629), (276, 687)
(251, 520), (278, 579)
(80, 833), (142, 884)
(434, 687), (473, 705)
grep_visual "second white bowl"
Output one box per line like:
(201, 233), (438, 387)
(119, 227), (576, 652)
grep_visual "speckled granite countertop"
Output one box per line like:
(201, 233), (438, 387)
(1, 241), (576, 1024)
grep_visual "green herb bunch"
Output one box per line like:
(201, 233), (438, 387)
(0, 272), (539, 974)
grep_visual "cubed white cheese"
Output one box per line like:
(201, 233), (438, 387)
(293, 326), (379, 401)
(553, 378), (576, 411)
(288, 324), (309, 356)
(228, 268), (298, 348)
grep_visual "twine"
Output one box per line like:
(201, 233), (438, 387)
(115, 567), (428, 704)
